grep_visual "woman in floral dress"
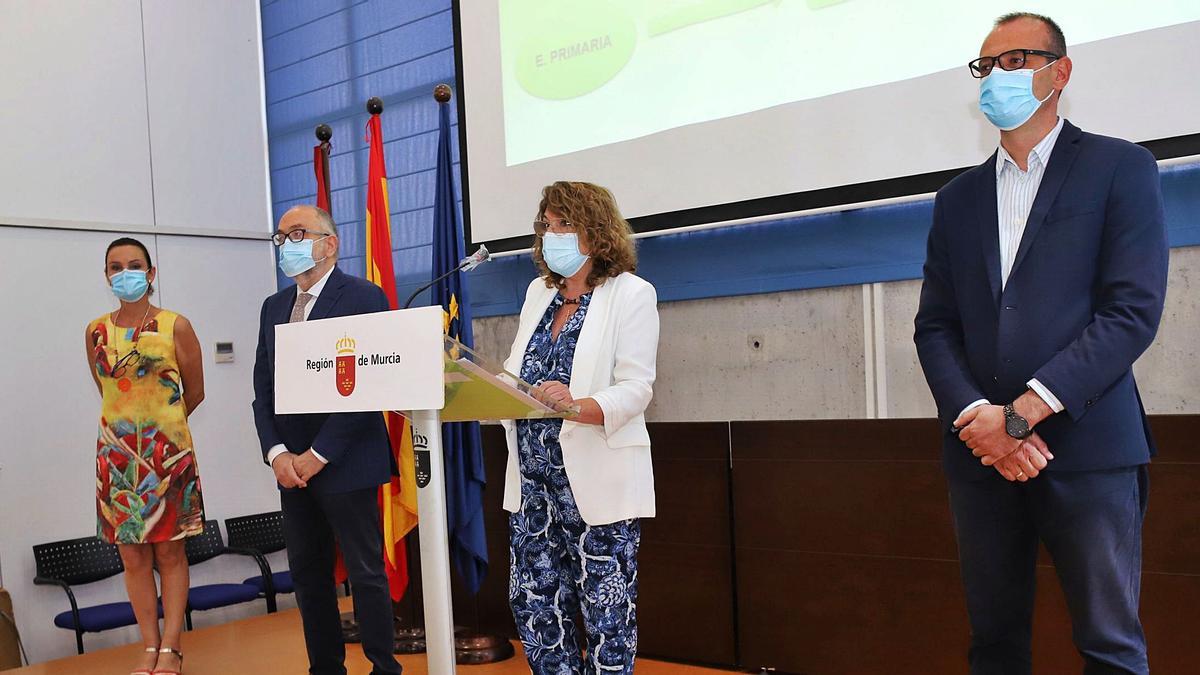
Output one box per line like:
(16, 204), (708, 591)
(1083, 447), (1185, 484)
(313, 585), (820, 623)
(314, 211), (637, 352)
(86, 237), (205, 675)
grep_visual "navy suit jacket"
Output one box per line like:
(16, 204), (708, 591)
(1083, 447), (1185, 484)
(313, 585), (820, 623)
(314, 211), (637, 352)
(252, 266), (395, 494)
(915, 120), (1168, 481)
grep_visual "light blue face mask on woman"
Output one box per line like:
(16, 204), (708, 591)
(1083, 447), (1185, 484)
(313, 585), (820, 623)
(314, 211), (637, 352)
(278, 236), (328, 278)
(110, 269), (149, 302)
(978, 60), (1055, 131)
(541, 232), (590, 278)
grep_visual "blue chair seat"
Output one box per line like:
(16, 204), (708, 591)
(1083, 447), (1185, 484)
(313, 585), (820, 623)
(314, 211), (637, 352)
(53, 601), (161, 632)
(187, 583), (262, 611)
(242, 570), (293, 595)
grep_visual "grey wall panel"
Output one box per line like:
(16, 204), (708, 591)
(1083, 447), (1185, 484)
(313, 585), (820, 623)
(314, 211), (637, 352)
(0, 0), (154, 228)
(472, 313), (520, 369)
(475, 285), (867, 422)
(649, 286), (865, 422)
(1135, 245), (1200, 414)
(141, 0), (272, 233)
(881, 279), (937, 418)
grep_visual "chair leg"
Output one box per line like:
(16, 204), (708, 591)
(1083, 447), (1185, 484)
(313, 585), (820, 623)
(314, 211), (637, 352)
(266, 592), (277, 614)
(185, 611), (193, 631)
(75, 628), (85, 655)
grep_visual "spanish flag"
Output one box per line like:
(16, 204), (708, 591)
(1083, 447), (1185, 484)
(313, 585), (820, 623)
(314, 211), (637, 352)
(365, 108), (419, 601)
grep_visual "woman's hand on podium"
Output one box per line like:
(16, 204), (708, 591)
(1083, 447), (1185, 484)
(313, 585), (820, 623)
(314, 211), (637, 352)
(535, 381), (575, 411)
(534, 381), (603, 425)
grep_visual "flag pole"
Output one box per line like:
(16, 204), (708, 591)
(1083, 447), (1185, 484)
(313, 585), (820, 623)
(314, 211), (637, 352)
(428, 83), (513, 666)
(377, 88), (456, 674)
(310, 120), (366, 644)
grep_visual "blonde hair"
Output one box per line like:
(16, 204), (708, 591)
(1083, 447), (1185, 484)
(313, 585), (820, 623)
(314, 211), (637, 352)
(533, 181), (637, 289)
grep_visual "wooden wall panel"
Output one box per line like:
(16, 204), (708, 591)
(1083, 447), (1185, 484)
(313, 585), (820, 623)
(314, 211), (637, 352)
(439, 416), (1198, 673)
(639, 423), (736, 666)
(731, 416), (1200, 674)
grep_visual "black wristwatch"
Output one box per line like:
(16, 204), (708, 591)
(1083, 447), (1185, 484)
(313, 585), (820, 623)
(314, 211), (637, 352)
(1003, 403), (1032, 440)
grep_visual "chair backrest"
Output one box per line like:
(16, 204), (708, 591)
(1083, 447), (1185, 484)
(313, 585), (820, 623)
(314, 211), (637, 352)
(224, 511), (286, 555)
(32, 536), (124, 586)
(183, 520), (226, 566)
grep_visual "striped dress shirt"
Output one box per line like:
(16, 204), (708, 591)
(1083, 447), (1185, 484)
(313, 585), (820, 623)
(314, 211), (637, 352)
(959, 117), (1067, 420)
(996, 116), (1065, 287)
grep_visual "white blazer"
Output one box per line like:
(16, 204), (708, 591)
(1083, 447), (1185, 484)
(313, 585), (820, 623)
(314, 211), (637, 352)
(500, 271), (659, 525)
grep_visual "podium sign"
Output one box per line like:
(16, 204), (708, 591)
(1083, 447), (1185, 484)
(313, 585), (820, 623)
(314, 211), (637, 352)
(274, 306), (445, 414)
(273, 306), (568, 673)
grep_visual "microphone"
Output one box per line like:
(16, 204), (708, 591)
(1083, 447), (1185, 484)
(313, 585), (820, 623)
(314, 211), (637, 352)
(402, 245), (491, 309)
(460, 243), (490, 271)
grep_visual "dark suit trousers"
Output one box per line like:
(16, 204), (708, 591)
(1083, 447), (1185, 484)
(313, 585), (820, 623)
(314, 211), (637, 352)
(281, 486), (401, 675)
(948, 465), (1149, 675)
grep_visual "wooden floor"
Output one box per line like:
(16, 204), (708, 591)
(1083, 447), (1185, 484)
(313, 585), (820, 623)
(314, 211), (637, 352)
(14, 598), (734, 674)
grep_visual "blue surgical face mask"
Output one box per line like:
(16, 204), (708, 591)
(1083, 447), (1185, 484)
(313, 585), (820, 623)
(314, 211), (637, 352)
(278, 236), (329, 278)
(978, 61), (1056, 131)
(541, 232), (589, 278)
(110, 269), (149, 302)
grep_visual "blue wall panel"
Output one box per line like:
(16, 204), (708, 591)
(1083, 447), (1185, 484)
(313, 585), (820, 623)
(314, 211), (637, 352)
(262, 0), (460, 298)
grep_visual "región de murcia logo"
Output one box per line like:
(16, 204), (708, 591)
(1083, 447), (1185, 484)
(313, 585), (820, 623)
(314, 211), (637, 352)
(336, 335), (356, 397)
(305, 336), (403, 395)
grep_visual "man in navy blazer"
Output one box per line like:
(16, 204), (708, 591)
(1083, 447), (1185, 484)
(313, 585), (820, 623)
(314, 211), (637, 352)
(915, 13), (1167, 674)
(253, 205), (401, 675)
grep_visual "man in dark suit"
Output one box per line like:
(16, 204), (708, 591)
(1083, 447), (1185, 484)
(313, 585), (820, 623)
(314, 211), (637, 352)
(915, 13), (1167, 675)
(253, 204), (402, 675)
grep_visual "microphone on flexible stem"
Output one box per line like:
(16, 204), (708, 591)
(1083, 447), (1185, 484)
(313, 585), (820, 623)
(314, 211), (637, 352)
(402, 244), (491, 309)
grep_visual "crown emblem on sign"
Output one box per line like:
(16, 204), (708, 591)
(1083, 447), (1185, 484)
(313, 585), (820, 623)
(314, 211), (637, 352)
(336, 335), (356, 354)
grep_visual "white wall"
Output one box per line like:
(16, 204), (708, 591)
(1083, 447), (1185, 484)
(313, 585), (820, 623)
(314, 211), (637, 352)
(0, 0), (270, 237)
(0, 1), (284, 664)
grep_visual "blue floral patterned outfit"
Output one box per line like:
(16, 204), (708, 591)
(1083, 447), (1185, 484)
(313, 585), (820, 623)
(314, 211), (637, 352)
(510, 292), (641, 674)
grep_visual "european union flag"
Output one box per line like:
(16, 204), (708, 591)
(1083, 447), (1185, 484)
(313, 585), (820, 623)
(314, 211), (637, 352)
(430, 90), (488, 594)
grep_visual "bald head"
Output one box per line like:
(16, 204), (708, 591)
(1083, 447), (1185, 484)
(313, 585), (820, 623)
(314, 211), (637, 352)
(284, 204), (337, 236)
(275, 204), (340, 272)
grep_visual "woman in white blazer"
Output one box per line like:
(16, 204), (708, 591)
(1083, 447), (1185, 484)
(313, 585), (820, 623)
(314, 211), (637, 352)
(501, 181), (658, 674)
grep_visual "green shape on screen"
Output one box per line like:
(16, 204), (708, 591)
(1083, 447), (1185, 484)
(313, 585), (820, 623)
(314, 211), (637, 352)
(512, 0), (637, 100)
(647, 0), (782, 37)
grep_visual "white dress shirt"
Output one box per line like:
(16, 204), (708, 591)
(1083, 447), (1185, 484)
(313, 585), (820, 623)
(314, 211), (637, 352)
(266, 265), (335, 466)
(959, 118), (1066, 420)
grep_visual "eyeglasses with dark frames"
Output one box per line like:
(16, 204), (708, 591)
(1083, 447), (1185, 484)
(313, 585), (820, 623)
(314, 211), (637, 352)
(969, 49), (1060, 78)
(271, 228), (331, 247)
(111, 347), (143, 379)
(532, 219), (576, 237)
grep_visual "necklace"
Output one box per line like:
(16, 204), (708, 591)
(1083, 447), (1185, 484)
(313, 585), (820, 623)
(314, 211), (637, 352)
(561, 288), (592, 305)
(113, 303), (153, 342)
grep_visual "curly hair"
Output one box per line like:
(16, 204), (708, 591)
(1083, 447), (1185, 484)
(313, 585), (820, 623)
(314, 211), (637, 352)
(533, 181), (637, 289)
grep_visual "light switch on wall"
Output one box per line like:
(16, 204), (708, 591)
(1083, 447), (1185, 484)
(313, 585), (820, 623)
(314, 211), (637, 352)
(215, 342), (234, 364)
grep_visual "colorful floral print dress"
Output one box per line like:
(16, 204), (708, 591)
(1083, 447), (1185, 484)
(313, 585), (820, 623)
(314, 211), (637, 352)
(88, 310), (204, 544)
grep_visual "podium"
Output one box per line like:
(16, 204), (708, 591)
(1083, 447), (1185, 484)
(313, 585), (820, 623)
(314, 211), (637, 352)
(275, 306), (573, 674)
